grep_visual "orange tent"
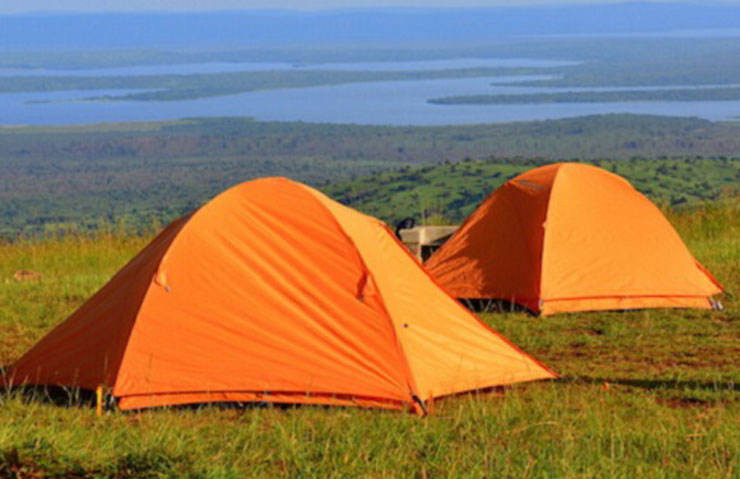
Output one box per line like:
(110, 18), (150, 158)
(6, 178), (553, 413)
(425, 163), (723, 316)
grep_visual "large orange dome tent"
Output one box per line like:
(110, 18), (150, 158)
(425, 163), (723, 316)
(5, 178), (554, 413)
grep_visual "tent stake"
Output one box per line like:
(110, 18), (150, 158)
(96, 384), (104, 417)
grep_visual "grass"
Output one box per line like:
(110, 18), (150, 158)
(0, 198), (738, 478)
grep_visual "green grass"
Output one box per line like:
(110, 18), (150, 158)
(0, 197), (738, 478)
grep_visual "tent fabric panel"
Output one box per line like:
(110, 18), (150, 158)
(425, 164), (558, 311)
(309, 189), (555, 400)
(114, 178), (413, 405)
(6, 216), (188, 391)
(541, 164), (723, 301)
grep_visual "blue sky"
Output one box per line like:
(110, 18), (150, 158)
(4, 0), (740, 14)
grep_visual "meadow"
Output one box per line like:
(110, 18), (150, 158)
(0, 196), (737, 478)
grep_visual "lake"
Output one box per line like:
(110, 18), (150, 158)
(2, 58), (740, 126)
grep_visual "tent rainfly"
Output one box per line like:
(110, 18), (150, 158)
(425, 163), (724, 316)
(5, 178), (554, 413)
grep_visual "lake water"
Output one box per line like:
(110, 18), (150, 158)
(1, 58), (740, 126)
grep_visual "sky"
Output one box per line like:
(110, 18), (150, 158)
(3, 0), (740, 14)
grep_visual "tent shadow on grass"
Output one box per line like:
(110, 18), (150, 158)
(1, 384), (98, 409)
(0, 369), (396, 413)
(0, 383), (322, 412)
(456, 298), (704, 317)
(458, 298), (534, 315)
(1, 387), (408, 414)
(0, 363), (104, 409)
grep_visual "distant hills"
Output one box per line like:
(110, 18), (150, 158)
(2, 114), (740, 237)
(3, 2), (740, 50)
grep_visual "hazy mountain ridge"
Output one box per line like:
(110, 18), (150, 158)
(3, 3), (740, 49)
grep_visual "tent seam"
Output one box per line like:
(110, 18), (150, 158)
(537, 164), (565, 313)
(500, 185), (543, 310)
(110, 213), (194, 396)
(296, 182), (422, 407)
(425, 179), (503, 266)
(376, 221), (559, 381)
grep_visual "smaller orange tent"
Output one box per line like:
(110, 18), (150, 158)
(425, 163), (724, 316)
(5, 178), (554, 413)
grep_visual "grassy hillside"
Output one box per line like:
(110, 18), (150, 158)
(0, 197), (737, 478)
(325, 157), (740, 225)
(3, 115), (740, 238)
